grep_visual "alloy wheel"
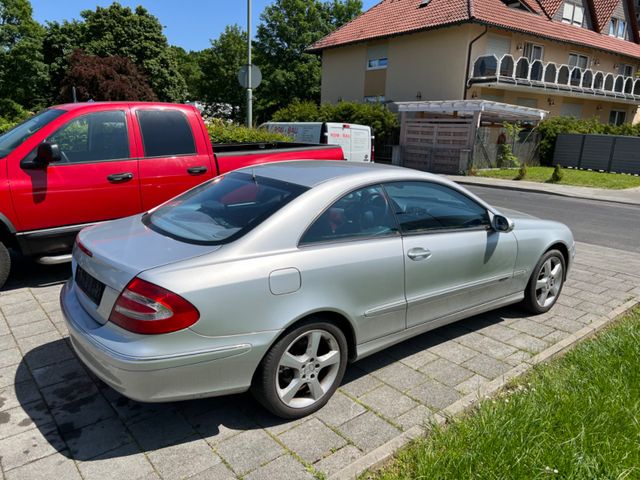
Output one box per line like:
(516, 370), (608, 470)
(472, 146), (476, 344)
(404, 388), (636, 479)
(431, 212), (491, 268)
(534, 256), (563, 309)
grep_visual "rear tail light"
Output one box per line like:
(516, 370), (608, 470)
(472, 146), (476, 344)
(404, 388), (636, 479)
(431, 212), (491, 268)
(109, 278), (199, 334)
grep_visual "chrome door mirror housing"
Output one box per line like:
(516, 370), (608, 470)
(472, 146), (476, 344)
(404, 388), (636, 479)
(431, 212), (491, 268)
(491, 213), (515, 232)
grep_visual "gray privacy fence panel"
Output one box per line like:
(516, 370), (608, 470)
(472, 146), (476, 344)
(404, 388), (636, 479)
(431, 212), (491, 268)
(554, 134), (640, 174)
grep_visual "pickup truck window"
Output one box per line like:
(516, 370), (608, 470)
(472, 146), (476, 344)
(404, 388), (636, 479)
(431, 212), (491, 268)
(47, 110), (130, 163)
(144, 172), (308, 245)
(137, 110), (196, 158)
(0, 109), (65, 158)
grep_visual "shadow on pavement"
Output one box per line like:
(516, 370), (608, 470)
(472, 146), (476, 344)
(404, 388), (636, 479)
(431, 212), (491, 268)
(2, 251), (71, 292)
(14, 307), (516, 462)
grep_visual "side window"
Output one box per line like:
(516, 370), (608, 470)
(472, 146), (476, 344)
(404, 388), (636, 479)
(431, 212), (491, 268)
(383, 181), (489, 233)
(48, 110), (129, 163)
(300, 185), (398, 245)
(137, 110), (196, 157)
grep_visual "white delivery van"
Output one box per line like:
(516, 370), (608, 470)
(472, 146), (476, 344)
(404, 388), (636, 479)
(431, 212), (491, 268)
(262, 122), (374, 162)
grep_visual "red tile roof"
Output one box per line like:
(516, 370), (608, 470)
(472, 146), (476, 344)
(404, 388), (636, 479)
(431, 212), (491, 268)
(308, 0), (640, 60)
(590, 0), (621, 32)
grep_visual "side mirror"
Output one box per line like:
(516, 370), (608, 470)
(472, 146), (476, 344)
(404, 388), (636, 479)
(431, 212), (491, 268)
(491, 214), (514, 233)
(35, 142), (62, 165)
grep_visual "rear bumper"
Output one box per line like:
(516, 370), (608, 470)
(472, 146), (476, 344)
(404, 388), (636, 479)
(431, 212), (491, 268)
(61, 280), (278, 402)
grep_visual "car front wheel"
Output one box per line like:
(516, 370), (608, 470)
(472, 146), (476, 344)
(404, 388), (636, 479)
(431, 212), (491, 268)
(252, 320), (348, 419)
(523, 249), (565, 314)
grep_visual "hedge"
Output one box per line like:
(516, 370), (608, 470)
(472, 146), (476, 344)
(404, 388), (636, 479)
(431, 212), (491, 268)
(206, 119), (291, 144)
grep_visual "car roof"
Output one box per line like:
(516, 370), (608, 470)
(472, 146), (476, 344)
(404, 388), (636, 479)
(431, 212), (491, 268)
(241, 160), (442, 188)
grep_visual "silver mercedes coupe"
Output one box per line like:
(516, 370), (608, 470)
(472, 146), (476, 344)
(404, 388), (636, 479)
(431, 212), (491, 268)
(61, 161), (575, 418)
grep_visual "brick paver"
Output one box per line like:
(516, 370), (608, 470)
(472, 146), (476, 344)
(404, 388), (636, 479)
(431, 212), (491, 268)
(0, 242), (639, 479)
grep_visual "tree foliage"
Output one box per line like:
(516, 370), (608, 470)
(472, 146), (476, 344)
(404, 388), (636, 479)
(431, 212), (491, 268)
(206, 118), (291, 144)
(0, 0), (48, 108)
(59, 50), (157, 102)
(170, 46), (203, 101)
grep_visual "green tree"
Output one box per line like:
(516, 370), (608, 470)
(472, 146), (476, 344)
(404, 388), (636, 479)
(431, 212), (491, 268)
(254, 0), (362, 120)
(0, 0), (48, 109)
(198, 24), (247, 121)
(170, 46), (203, 101)
(42, 19), (84, 102)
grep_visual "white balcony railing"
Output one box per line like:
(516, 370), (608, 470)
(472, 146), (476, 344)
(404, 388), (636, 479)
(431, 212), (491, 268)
(469, 54), (640, 102)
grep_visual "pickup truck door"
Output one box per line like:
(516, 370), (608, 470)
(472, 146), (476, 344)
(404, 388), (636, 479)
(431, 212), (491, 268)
(132, 106), (214, 211)
(8, 108), (142, 233)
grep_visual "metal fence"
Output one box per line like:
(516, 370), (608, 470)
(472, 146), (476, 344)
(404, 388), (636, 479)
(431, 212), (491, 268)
(554, 134), (640, 174)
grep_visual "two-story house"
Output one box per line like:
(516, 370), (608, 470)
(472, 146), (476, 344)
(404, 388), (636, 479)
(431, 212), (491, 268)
(309, 0), (640, 124)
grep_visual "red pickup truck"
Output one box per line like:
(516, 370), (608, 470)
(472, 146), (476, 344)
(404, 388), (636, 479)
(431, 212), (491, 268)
(0, 102), (344, 287)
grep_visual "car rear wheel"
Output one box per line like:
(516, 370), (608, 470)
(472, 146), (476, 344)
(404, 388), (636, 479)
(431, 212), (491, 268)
(252, 320), (348, 419)
(523, 249), (565, 314)
(0, 242), (11, 289)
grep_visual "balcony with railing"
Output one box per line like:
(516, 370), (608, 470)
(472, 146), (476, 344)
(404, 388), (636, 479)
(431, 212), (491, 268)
(469, 55), (640, 104)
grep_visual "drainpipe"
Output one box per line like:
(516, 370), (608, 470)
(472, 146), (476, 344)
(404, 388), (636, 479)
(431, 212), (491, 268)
(463, 25), (488, 100)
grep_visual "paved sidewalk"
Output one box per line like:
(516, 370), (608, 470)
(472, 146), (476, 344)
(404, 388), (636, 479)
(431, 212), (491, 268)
(446, 174), (640, 206)
(0, 243), (639, 480)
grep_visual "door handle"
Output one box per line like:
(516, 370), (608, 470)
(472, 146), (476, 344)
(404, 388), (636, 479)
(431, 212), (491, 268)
(187, 166), (208, 175)
(407, 247), (432, 261)
(107, 172), (133, 183)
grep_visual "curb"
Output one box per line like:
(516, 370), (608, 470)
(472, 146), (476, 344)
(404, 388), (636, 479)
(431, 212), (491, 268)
(329, 298), (640, 480)
(451, 179), (640, 207)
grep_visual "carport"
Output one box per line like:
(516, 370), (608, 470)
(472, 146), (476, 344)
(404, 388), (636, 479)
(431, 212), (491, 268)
(394, 100), (548, 174)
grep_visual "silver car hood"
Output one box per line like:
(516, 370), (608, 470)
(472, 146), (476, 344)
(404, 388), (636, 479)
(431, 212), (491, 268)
(76, 214), (220, 293)
(496, 207), (538, 220)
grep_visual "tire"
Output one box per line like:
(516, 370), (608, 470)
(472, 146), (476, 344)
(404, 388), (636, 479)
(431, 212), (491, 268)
(0, 242), (10, 290)
(251, 319), (348, 419)
(522, 249), (565, 314)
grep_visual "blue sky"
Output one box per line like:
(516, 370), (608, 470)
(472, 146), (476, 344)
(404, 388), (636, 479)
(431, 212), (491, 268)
(30, 1), (379, 52)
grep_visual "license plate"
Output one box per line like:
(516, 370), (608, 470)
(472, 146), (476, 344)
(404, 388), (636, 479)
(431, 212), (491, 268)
(75, 266), (105, 305)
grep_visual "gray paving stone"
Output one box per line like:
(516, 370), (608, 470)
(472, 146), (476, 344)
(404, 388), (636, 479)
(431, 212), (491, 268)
(340, 368), (382, 398)
(40, 376), (98, 411)
(575, 301), (612, 316)
(63, 417), (132, 460)
(455, 374), (490, 395)
(556, 294), (583, 307)
(10, 320), (56, 340)
(4, 452), (81, 480)
(32, 358), (89, 389)
(428, 341), (477, 364)
(187, 463), (236, 479)
(337, 411), (400, 451)
(395, 404), (434, 431)
(216, 429), (284, 475)
(0, 316), (9, 336)
(475, 323), (519, 342)
(50, 392), (116, 433)
(0, 401), (53, 440)
(193, 404), (258, 446)
(510, 319), (555, 338)
(77, 443), (155, 480)
(506, 333), (549, 354)
(2, 300), (43, 318)
(462, 354), (511, 379)
(408, 380), (461, 411)
(544, 316), (584, 333)
(575, 312), (604, 326)
(0, 347), (21, 369)
(0, 363), (31, 389)
(396, 347), (438, 370)
(279, 417), (346, 463)
(315, 390), (366, 427)
(419, 357), (474, 387)
(244, 454), (314, 480)
(543, 330), (568, 344)
(101, 388), (176, 425)
(0, 291), (35, 307)
(147, 435), (222, 479)
(0, 379), (41, 412)
(457, 332), (518, 360)
(548, 304), (588, 321)
(360, 385), (417, 419)
(504, 350), (532, 366)
(128, 410), (195, 451)
(0, 423), (64, 470)
(370, 361), (428, 392)
(314, 445), (363, 477)
(0, 334), (16, 352)
(18, 332), (74, 370)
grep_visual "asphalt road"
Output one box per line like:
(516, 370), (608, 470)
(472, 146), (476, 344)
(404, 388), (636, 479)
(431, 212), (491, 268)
(465, 185), (640, 253)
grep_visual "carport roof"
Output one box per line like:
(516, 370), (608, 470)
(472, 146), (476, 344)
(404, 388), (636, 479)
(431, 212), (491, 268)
(394, 99), (549, 122)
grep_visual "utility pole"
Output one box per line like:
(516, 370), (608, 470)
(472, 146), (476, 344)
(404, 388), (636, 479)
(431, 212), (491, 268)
(246, 0), (252, 127)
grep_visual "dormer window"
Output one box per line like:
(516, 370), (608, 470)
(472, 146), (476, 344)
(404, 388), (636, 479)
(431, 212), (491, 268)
(562, 2), (584, 26)
(609, 18), (627, 39)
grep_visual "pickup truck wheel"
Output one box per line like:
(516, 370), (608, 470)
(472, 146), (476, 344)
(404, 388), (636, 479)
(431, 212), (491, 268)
(0, 242), (11, 289)
(252, 320), (348, 419)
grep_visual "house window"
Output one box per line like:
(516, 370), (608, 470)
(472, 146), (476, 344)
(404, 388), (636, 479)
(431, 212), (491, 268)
(367, 57), (388, 70)
(620, 64), (634, 77)
(562, 2), (584, 26)
(609, 110), (627, 125)
(609, 18), (627, 39)
(523, 43), (544, 61)
(568, 53), (589, 69)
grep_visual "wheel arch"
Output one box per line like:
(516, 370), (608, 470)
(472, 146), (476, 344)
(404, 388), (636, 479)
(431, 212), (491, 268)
(544, 241), (570, 279)
(0, 214), (18, 250)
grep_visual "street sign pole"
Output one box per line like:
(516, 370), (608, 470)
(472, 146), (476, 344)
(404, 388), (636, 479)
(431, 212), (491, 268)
(247, 0), (252, 127)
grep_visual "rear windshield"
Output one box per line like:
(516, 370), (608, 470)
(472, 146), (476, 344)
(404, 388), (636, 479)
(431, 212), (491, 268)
(0, 109), (66, 158)
(143, 172), (309, 245)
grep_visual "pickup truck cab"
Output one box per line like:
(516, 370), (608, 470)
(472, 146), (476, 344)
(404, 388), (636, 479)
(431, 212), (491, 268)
(0, 102), (344, 288)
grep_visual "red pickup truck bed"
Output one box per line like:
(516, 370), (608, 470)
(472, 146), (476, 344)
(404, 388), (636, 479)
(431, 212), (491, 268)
(0, 102), (345, 287)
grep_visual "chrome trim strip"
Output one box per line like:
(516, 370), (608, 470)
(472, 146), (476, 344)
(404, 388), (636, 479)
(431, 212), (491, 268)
(17, 221), (102, 237)
(406, 273), (512, 306)
(364, 300), (406, 317)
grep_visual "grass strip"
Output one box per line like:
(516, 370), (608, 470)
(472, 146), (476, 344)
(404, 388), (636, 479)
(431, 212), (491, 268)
(477, 166), (640, 189)
(372, 307), (640, 480)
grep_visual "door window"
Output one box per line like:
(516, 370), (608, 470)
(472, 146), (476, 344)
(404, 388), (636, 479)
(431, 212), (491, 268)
(47, 110), (129, 163)
(300, 185), (398, 244)
(383, 181), (489, 233)
(523, 43), (544, 61)
(137, 110), (196, 157)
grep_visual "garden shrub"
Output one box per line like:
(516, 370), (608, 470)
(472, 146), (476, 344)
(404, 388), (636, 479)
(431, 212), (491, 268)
(550, 164), (564, 183)
(206, 119), (291, 144)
